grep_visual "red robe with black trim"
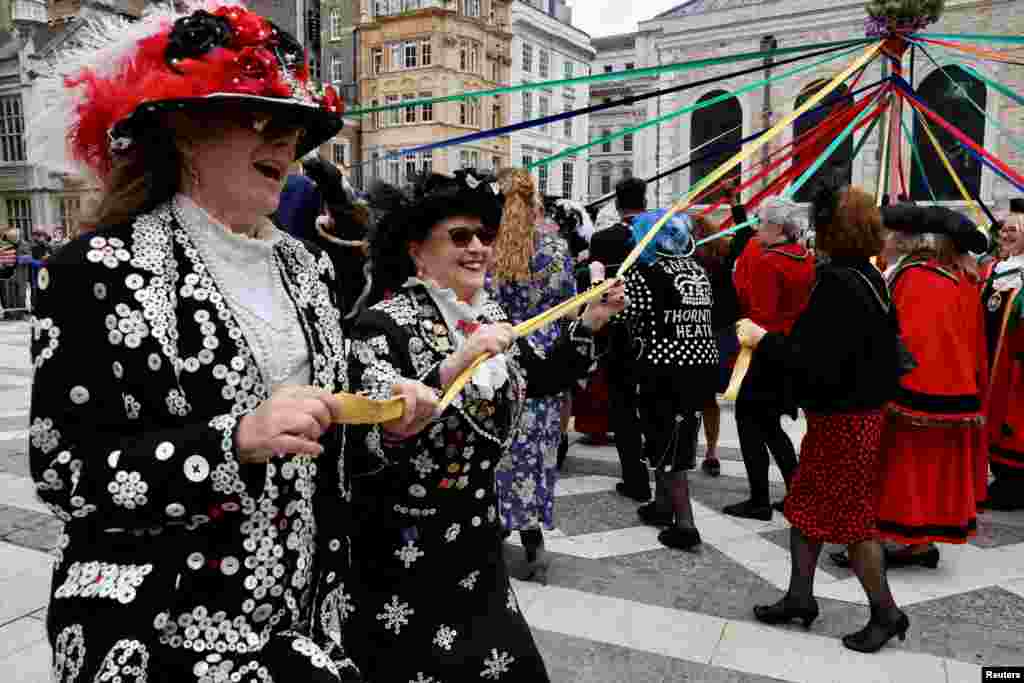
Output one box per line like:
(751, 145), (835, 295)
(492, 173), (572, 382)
(984, 278), (1024, 472)
(734, 241), (816, 334)
(875, 260), (988, 544)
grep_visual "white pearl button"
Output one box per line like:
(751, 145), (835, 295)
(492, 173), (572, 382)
(155, 442), (175, 461)
(184, 455), (209, 482)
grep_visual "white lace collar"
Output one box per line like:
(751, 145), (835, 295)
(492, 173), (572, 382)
(174, 194), (283, 256)
(403, 276), (508, 400)
(993, 254), (1024, 292)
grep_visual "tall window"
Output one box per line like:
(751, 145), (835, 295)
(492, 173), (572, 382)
(420, 92), (433, 121)
(460, 100), (480, 126)
(562, 162), (574, 198)
(0, 96), (25, 162)
(912, 66), (986, 201)
(331, 56), (343, 83)
(403, 93), (417, 124)
(600, 175), (611, 194)
(522, 154), (533, 168)
(792, 81), (850, 202)
(563, 101), (573, 139)
(538, 49), (549, 79)
(58, 196), (81, 237)
(522, 92), (532, 122)
(522, 43), (533, 73)
(538, 94), (549, 133)
(603, 65), (613, 73)
(601, 129), (611, 153)
(421, 39), (432, 66)
(491, 59), (500, 82)
(492, 101), (502, 129)
(371, 48), (383, 75)
(388, 156), (400, 185)
(333, 142), (346, 165)
(460, 40), (468, 71)
(329, 8), (342, 40)
(623, 133), (633, 152)
(404, 153), (417, 183)
(371, 99), (381, 129)
(404, 41), (418, 68)
(564, 60), (573, 80)
(420, 150), (433, 174)
(492, 155), (501, 171)
(5, 198), (31, 238)
(537, 164), (548, 194)
(371, 151), (381, 181)
(386, 94), (400, 126)
(689, 90), (743, 203)
(471, 43), (481, 73)
(462, 0), (480, 17)
(390, 43), (402, 71)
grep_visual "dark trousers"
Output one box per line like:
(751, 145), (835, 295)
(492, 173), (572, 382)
(608, 365), (649, 495)
(639, 379), (700, 474)
(736, 398), (798, 504)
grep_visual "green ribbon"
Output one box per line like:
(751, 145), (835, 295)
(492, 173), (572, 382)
(902, 116), (938, 202)
(343, 38), (873, 118)
(851, 110), (882, 166)
(917, 33), (1024, 44)
(527, 43), (866, 171)
(961, 64), (1024, 109)
(909, 38), (1024, 158)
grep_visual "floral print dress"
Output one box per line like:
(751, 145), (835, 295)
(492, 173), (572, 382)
(488, 234), (576, 531)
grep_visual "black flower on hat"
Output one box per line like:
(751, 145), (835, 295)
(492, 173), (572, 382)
(165, 10), (234, 71)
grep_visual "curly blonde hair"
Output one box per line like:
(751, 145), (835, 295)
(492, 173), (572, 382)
(492, 168), (538, 283)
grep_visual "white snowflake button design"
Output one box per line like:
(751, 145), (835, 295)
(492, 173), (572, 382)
(376, 595), (414, 635)
(458, 570), (480, 591)
(480, 649), (515, 679)
(394, 540), (425, 569)
(433, 625), (457, 651)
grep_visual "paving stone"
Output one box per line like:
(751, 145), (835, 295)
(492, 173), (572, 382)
(972, 520), (1024, 547)
(555, 491), (651, 536)
(534, 628), (790, 683)
(0, 448), (29, 476)
(908, 587), (1024, 633)
(758, 528), (856, 581)
(3, 519), (62, 554)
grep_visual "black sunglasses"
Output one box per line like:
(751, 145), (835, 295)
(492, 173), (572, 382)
(448, 224), (500, 248)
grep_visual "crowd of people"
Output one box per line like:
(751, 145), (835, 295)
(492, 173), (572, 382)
(23, 2), (1024, 681)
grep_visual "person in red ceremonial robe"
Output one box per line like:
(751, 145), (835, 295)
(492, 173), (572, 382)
(984, 212), (1024, 510)
(724, 197), (816, 521)
(869, 205), (989, 568)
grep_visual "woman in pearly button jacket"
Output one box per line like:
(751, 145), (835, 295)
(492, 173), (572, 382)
(26, 4), (435, 682)
(342, 170), (626, 682)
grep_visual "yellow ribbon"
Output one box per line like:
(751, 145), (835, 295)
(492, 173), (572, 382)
(912, 103), (988, 229)
(333, 41), (884, 423)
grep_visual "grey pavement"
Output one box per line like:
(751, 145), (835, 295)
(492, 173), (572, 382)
(0, 320), (1021, 682)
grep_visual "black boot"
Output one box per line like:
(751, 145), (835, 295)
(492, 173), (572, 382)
(842, 606), (909, 653)
(723, 499), (773, 521)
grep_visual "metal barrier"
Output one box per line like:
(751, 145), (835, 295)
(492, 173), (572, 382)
(0, 276), (28, 318)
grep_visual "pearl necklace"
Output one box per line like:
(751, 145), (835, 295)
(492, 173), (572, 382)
(173, 196), (310, 388)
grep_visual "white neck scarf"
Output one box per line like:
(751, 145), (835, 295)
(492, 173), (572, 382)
(403, 277), (509, 400)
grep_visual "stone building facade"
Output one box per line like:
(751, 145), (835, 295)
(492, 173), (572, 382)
(319, 0), (362, 187)
(357, 0), (512, 184)
(508, 0), (593, 202)
(588, 0), (1022, 216)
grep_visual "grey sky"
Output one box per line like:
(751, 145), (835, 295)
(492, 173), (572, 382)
(568, 1), (686, 38)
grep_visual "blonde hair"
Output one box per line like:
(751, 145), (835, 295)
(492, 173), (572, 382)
(492, 168), (537, 283)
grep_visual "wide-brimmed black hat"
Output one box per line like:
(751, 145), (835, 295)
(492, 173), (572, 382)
(882, 205), (988, 254)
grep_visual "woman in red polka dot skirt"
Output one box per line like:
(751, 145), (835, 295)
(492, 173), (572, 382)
(739, 185), (909, 653)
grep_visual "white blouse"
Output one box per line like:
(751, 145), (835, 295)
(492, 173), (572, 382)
(174, 195), (311, 389)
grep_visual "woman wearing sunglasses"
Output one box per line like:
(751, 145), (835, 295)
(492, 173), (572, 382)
(342, 170), (626, 682)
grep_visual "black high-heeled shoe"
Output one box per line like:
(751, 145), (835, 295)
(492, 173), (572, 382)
(753, 596), (820, 629)
(842, 609), (910, 653)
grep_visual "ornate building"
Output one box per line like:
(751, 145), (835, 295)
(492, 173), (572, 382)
(357, 0), (512, 183)
(589, 0), (1022, 214)
(508, 0), (593, 202)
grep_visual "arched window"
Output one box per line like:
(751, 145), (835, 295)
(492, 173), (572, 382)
(911, 66), (986, 201)
(792, 80), (852, 202)
(690, 90), (742, 203)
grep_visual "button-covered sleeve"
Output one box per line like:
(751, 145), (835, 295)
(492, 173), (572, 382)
(29, 251), (260, 530)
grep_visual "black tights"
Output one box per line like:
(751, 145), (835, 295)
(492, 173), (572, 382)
(785, 528), (898, 616)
